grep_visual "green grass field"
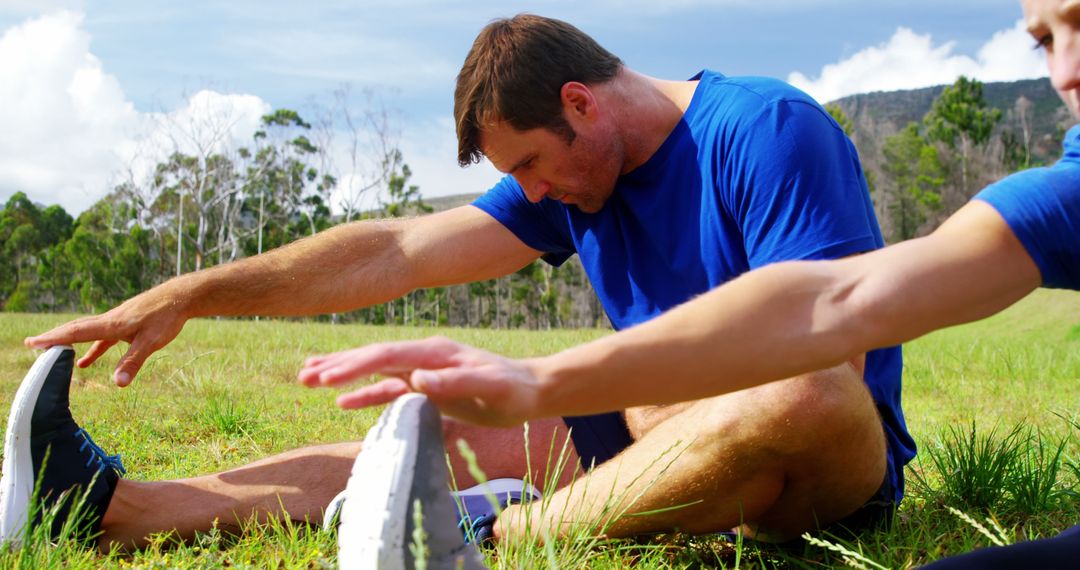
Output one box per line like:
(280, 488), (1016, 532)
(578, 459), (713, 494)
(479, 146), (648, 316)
(0, 289), (1076, 568)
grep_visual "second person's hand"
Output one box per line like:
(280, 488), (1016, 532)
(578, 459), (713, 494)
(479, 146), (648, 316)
(298, 335), (547, 426)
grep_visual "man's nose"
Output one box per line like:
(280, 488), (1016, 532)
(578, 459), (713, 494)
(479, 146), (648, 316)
(1050, 34), (1080, 94)
(523, 180), (551, 203)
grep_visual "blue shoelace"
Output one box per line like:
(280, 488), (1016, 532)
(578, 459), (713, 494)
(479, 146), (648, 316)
(74, 428), (127, 476)
(458, 512), (497, 544)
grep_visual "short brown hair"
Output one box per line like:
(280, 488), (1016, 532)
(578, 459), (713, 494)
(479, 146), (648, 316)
(454, 14), (623, 167)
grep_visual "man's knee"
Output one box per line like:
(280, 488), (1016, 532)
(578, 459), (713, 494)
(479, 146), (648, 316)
(751, 364), (882, 447)
(746, 368), (888, 536)
(679, 365), (877, 443)
(678, 367), (887, 535)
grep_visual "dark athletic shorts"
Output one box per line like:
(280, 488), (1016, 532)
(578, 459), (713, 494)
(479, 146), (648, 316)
(562, 412), (896, 534)
(563, 412), (634, 471)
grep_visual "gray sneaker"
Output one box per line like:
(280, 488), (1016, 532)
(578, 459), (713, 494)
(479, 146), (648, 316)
(337, 394), (488, 570)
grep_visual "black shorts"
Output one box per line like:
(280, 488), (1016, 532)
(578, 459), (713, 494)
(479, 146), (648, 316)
(563, 412), (896, 534)
(563, 412), (634, 471)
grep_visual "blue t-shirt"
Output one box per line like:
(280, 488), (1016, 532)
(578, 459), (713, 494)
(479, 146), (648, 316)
(473, 70), (915, 502)
(975, 124), (1080, 290)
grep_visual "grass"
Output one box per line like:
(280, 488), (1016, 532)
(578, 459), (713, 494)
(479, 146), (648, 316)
(0, 289), (1077, 568)
(914, 421), (1025, 511)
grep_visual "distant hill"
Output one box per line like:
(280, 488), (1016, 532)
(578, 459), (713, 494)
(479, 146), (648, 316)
(354, 192), (482, 218)
(832, 78), (1063, 132)
(422, 192), (483, 212)
(832, 78), (1070, 168)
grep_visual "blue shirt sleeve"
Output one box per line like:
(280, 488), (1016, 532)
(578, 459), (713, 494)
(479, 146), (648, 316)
(974, 126), (1080, 290)
(720, 98), (883, 268)
(471, 175), (576, 266)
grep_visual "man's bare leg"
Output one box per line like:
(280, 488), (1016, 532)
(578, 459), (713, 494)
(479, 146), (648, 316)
(98, 417), (579, 550)
(496, 362), (888, 542)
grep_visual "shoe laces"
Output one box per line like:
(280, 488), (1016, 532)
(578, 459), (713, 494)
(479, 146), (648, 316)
(458, 512), (497, 545)
(458, 496), (528, 545)
(74, 428), (127, 476)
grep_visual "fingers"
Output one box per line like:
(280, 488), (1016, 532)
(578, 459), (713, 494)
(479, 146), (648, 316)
(411, 368), (508, 402)
(113, 340), (153, 387)
(26, 315), (126, 371)
(301, 336), (541, 427)
(25, 318), (125, 376)
(336, 378), (412, 409)
(78, 339), (118, 368)
(302, 355), (330, 369)
(24, 315), (117, 350)
(299, 337), (462, 387)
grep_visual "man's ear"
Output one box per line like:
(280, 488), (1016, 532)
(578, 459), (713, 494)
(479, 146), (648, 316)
(560, 82), (597, 121)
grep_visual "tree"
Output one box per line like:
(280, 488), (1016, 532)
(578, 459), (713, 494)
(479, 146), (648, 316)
(151, 93), (255, 276)
(381, 150), (432, 218)
(1002, 96), (1035, 172)
(149, 151), (241, 275)
(0, 193), (74, 310)
(825, 103), (855, 137)
(825, 104), (876, 195)
(246, 109), (331, 256)
(63, 196), (157, 312)
(924, 76), (1002, 201)
(36, 241), (79, 312)
(882, 123), (946, 241)
(311, 86), (401, 222)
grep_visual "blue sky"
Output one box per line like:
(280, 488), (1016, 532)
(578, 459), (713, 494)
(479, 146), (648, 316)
(0, 0), (1046, 214)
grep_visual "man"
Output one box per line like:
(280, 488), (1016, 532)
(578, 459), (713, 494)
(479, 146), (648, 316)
(317, 1), (1079, 566)
(10, 14), (912, 549)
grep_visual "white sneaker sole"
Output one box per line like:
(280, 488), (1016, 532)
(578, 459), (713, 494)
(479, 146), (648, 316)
(338, 393), (427, 570)
(0, 346), (73, 546)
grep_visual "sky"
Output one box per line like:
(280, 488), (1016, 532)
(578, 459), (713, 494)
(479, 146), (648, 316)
(0, 0), (1048, 215)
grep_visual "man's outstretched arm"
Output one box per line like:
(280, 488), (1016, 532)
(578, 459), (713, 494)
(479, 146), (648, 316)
(528, 200), (1040, 414)
(27, 206), (541, 387)
(301, 200), (1040, 425)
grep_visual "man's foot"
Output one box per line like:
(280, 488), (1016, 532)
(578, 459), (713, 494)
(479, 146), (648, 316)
(0, 346), (125, 545)
(323, 478), (540, 538)
(337, 393), (488, 569)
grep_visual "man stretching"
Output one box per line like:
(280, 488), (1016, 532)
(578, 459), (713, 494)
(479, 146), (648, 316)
(8, 14), (911, 552)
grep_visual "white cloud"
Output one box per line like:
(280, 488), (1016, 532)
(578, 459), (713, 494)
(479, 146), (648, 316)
(0, 11), (270, 215)
(0, 8), (482, 220)
(789, 19), (1047, 103)
(138, 90), (269, 168)
(974, 20), (1049, 83)
(0, 10), (136, 213)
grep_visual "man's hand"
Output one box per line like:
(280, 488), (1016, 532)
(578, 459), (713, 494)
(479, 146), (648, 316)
(297, 336), (545, 426)
(23, 286), (189, 387)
